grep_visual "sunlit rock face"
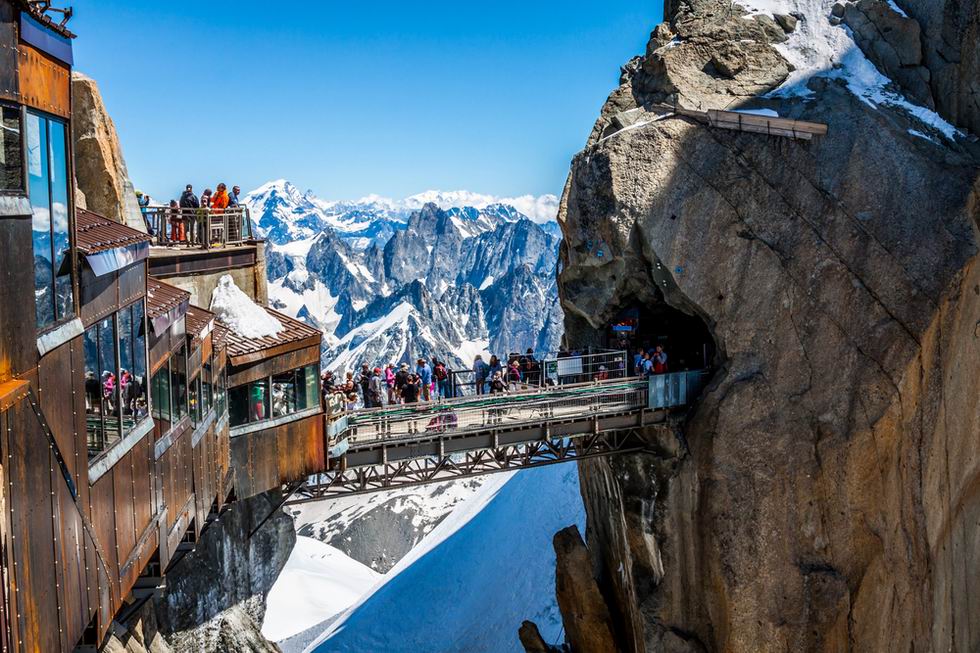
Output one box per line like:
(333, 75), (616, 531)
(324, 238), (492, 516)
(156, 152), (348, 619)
(71, 72), (145, 231)
(554, 0), (980, 650)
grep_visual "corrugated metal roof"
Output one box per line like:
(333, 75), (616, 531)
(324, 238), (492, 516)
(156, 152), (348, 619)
(146, 277), (190, 323)
(212, 322), (231, 350)
(75, 208), (152, 254)
(185, 305), (216, 340)
(220, 308), (321, 365)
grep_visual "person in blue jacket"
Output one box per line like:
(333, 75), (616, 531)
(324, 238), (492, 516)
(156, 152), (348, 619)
(416, 357), (433, 401)
(472, 355), (489, 395)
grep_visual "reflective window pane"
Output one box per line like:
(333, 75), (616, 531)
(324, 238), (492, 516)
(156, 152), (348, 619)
(171, 346), (187, 420)
(49, 120), (73, 321)
(118, 305), (135, 432)
(98, 317), (120, 445)
(0, 106), (22, 191)
(83, 326), (104, 456)
(271, 371), (297, 417)
(202, 361), (213, 415)
(151, 364), (172, 433)
(190, 376), (201, 426)
(132, 301), (148, 421)
(302, 364), (319, 410)
(250, 378), (269, 422)
(228, 383), (248, 427)
(27, 112), (53, 328)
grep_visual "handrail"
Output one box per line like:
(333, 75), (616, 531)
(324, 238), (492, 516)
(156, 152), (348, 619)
(141, 206), (255, 249)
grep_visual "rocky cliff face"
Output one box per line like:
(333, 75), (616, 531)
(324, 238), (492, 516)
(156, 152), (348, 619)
(100, 490), (294, 653)
(551, 0), (980, 650)
(71, 72), (146, 231)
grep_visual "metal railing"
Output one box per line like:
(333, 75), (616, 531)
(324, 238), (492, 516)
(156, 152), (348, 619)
(345, 377), (648, 446)
(448, 348), (629, 397)
(141, 206), (255, 249)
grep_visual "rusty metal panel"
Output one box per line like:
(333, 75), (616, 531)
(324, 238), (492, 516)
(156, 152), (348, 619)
(38, 340), (76, 477)
(0, 218), (37, 382)
(52, 466), (88, 647)
(16, 41), (69, 118)
(0, 409), (18, 653)
(111, 455), (137, 576)
(4, 400), (61, 652)
(0, 3), (17, 105)
(79, 266), (120, 328)
(130, 437), (153, 546)
(276, 414), (325, 484)
(88, 469), (119, 614)
(118, 262), (145, 308)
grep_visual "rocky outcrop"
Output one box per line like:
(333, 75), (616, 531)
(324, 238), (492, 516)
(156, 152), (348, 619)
(553, 526), (618, 653)
(897, 0), (980, 134)
(843, 0), (934, 107)
(554, 0), (980, 651)
(100, 490), (294, 653)
(71, 72), (145, 231)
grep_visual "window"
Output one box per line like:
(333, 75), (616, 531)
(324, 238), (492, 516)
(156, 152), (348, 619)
(170, 345), (187, 420)
(202, 361), (213, 415)
(118, 301), (149, 433)
(27, 111), (73, 330)
(215, 363), (227, 419)
(190, 375), (202, 426)
(84, 317), (120, 457)
(151, 364), (172, 434)
(230, 365), (318, 428)
(229, 377), (269, 428)
(84, 301), (152, 459)
(0, 106), (22, 191)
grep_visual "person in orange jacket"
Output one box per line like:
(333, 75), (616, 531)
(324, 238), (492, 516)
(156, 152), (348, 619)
(211, 183), (230, 212)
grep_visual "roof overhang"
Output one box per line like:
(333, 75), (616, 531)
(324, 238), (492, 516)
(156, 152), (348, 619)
(82, 240), (150, 277)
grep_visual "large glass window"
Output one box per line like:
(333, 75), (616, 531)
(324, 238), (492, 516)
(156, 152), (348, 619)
(202, 361), (213, 415)
(84, 317), (121, 457)
(189, 375), (201, 426)
(151, 364), (172, 434)
(27, 111), (73, 330)
(171, 345), (187, 420)
(230, 365), (318, 428)
(229, 378), (270, 427)
(118, 301), (149, 432)
(0, 106), (22, 191)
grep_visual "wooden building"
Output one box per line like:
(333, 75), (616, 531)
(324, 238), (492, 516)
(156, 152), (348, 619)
(0, 3), (326, 650)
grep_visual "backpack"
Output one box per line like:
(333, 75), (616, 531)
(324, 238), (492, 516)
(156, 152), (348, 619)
(434, 364), (448, 381)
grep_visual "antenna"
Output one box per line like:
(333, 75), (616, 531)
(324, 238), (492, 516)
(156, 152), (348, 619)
(26, 1), (74, 28)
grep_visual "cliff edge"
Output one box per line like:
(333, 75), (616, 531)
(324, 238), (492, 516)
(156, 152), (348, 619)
(551, 0), (980, 650)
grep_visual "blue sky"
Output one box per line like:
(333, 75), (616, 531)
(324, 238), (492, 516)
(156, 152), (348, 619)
(71, 1), (661, 202)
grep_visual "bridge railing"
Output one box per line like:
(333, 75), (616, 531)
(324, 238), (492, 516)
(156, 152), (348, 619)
(345, 377), (649, 445)
(142, 206), (255, 249)
(448, 348), (628, 396)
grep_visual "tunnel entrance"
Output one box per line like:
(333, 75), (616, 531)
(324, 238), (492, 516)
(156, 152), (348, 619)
(605, 301), (717, 375)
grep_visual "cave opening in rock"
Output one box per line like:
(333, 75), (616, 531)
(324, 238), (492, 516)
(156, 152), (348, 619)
(605, 300), (717, 373)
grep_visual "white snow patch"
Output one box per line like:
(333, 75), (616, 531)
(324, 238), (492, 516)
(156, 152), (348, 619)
(734, 0), (962, 140)
(478, 275), (495, 291)
(886, 0), (908, 18)
(350, 299), (367, 311)
(733, 108), (780, 117)
(210, 275), (283, 339)
(453, 338), (491, 366)
(262, 537), (381, 643)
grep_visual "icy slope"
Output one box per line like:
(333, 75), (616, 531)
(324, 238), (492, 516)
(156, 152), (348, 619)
(283, 464), (583, 653)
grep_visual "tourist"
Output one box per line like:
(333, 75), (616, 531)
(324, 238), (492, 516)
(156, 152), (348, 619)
(384, 363), (396, 404)
(489, 371), (506, 394)
(488, 355), (503, 389)
(507, 359), (522, 391)
(633, 347), (645, 376)
(402, 374), (421, 404)
(653, 346), (668, 374)
(595, 365), (609, 382)
(357, 364), (372, 407)
(368, 367), (384, 408)
(416, 358), (433, 401)
(167, 199), (185, 243)
(211, 183), (230, 211)
(201, 188), (213, 208)
(519, 348), (539, 386)
(179, 184), (200, 209)
(394, 363), (410, 402)
(229, 185), (242, 207)
(472, 355), (488, 395)
(433, 359), (450, 399)
(641, 352), (654, 377)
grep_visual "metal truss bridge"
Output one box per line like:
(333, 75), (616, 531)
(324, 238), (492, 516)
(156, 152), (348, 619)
(289, 371), (707, 501)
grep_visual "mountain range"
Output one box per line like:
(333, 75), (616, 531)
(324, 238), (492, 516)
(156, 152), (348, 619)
(247, 181), (564, 372)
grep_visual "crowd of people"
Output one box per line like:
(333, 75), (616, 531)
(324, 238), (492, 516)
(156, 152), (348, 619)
(320, 349), (545, 410)
(136, 183), (245, 245)
(634, 345), (669, 376)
